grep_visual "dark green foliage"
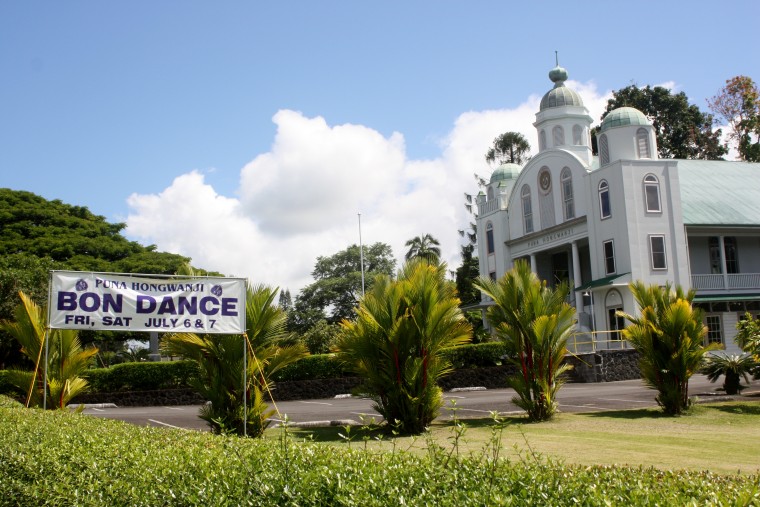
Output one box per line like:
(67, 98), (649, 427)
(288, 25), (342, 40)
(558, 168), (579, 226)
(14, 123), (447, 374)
(289, 242), (396, 331)
(404, 233), (441, 263)
(701, 353), (756, 394)
(591, 85), (726, 160)
(273, 354), (348, 381)
(300, 319), (342, 354)
(454, 244), (480, 306)
(83, 361), (199, 392)
(485, 131), (531, 165)
(442, 342), (508, 369)
(1, 402), (759, 506)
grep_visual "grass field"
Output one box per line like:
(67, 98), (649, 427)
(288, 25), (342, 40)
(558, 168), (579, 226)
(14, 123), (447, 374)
(280, 400), (760, 474)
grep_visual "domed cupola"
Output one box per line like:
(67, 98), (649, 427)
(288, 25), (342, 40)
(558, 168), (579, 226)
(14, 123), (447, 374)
(596, 107), (657, 165)
(486, 162), (521, 202)
(533, 59), (594, 165)
(540, 66), (584, 111)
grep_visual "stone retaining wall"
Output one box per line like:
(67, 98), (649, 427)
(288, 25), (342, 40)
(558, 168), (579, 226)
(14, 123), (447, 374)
(73, 350), (641, 406)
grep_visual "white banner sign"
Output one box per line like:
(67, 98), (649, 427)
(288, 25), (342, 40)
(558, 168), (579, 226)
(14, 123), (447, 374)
(48, 271), (247, 334)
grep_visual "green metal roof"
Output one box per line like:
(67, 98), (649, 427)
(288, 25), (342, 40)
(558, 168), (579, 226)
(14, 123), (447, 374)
(678, 159), (760, 226)
(693, 294), (760, 302)
(575, 272), (630, 292)
(600, 107), (650, 132)
(490, 163), (522, 183)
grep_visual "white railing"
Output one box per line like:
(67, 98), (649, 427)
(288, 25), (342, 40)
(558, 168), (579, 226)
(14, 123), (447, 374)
(478, 199), (500, 215)
(567, 330), (630, 354)
(692, 273), (760, 290)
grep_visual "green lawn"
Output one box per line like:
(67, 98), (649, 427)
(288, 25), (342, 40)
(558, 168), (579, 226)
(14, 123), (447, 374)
(280, 400), (760, 474)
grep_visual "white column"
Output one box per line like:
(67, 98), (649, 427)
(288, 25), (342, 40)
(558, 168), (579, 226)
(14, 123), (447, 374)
(530, 254), (537, 273)
(571, 241), (582, 311)
(719, 236), (729, 290)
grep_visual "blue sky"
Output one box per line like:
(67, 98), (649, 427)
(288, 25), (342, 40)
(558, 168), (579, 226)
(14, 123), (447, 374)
(2, 1), (758, 293)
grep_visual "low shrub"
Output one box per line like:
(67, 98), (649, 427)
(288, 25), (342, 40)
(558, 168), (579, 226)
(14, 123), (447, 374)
(83, 360), (199, 392)
(443, 341), (509, 369)
(273, 353), (348, 381)
(0, 400), (758, 506)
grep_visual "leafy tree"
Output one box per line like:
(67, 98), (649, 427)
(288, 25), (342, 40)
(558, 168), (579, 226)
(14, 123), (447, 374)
(0, 291), (98, 408)
(278, 289), (292, 311)
(162, 284), (307, 437)
(618, 282), (717, 415)
(404, 234), (441, 263)
(476, 260), (576, 422)
(708, 76), (760, 162)
(454, 244), (480, 306)
(301, 319), (342, 354)
(335, 260), (472, 435)
(289, 243), (395, 331)
(485, 132), (531, 166)
(735, 312), (760, 379)
(592, 85), (727, 160)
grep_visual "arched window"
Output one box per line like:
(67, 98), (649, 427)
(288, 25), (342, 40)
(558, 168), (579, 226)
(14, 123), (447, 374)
(643, 174), (661, 212)
(486, 222), (495, 254)
(572, 125), (583, 145)
(561, 167), (574, 220)
(599, 134), (610, 165)
(539, 130), (546, 151)
(552, 125), (565, 146)
(599, 180), (611, 219)
(521, 185), (533, 234)
(636, 128), (651, 158)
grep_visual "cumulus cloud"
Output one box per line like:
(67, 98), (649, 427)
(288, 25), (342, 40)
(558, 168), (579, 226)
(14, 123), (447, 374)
(125, 80), (611, 294)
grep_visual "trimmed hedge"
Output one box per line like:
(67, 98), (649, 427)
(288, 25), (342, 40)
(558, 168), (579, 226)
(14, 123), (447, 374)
(1, 398), (758, 506)
(273, 353), (348, 381)
(83, 360), (199, 392)
(443, 342), (508, 368)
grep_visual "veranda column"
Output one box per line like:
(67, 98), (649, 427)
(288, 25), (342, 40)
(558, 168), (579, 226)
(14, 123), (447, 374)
(571, 241), (583, 312)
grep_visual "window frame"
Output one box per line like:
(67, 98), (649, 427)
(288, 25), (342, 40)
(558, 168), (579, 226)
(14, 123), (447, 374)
(552, 125), (565, 146)
(636, 128), (651, 158)
(486, 222), (495, 254)
(643, 174), (661, 213)
(598, 180), (611, 219)
(599, 133), (610, 165)
(561, 167), (574, 220)
(725, 236), (739, 274)
(649, 234), (667, 270)
(603, 239), (616, 275)
(705, 314), (724, 346)
(521, 185), (534, 234)
(572, 124), (583, 145)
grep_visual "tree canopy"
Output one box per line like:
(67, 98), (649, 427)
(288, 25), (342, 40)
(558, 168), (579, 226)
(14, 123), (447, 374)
(708, 75), (760, 162)
(404, 234), (441, 263)
(288, 242), (396, 331)
(485, 132), (531, 166)
(592, 85), (726, 160)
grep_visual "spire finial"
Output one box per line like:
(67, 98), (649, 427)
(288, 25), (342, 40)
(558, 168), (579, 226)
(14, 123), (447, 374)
(555, 51), (559, 66)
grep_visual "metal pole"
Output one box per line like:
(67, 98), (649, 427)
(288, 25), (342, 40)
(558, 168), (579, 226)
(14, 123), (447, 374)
(358, 213), (365, 296)
(43, 329), (49, 410)
(243, 335), (247, 437)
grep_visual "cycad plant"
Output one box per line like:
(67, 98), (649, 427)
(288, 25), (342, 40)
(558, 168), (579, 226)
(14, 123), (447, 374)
(334, 260), (471, 435)
(476, 260), (576, 422)
(701, 353), (756, 395)
(162, 284), (307, 437)
(618, 281), (717, 415)
(0, 291), (98, 408)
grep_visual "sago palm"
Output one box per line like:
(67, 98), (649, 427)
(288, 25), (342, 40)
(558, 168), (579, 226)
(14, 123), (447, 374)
(335, 260), (471, 435)
(476, 260), (575, 422)
(0, 291), (97, 408)
(162, 284), (306, 437)
(701, 353), (755, 395)
(618, 281), (717, 415)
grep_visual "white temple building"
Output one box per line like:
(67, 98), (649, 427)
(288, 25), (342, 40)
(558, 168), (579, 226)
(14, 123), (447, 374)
(475, 65), (760, 353)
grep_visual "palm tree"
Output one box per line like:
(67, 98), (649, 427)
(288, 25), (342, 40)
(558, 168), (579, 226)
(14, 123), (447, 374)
(476, 260), (575, 422)
(162, 284), (307, 437)
(618, 281), (718, 415)
(485, 132), (531, 166)
(404, 234), (441, 264)
(334, 260), (471, 435)
(0, 291), (97, 408)
(701, 353), (756, 395)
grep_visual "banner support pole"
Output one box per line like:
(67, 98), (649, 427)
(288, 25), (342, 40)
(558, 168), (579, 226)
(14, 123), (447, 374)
(243, 334), (247, 437)
(43, 328), (49, 410)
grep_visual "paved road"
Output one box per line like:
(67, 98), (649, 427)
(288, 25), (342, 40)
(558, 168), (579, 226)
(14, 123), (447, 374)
(81, 375), (757, 431)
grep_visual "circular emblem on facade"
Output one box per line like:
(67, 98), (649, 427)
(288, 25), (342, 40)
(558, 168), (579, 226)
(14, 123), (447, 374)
(539, 170), (552, 194)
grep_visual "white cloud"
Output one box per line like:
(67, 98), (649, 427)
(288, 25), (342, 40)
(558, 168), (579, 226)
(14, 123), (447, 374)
(125, 81), (611, 295)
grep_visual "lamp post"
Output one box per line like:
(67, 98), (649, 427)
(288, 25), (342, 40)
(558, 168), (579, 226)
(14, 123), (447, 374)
(584, 290), (596, 351)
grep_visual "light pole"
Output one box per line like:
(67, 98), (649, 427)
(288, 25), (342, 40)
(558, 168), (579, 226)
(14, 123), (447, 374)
(358, 213), (365, 296)
(584, 290), (596, 351)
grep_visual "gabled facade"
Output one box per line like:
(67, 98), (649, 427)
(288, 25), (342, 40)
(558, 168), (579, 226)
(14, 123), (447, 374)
(476, 65), (760, 353)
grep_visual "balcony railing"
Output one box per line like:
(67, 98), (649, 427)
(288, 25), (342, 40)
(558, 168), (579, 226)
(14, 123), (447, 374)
(691, 273), (760, 290)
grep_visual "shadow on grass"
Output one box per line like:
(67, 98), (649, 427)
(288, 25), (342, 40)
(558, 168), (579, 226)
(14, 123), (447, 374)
(708, 402), (760, 416)
(575, 408), (666, 420)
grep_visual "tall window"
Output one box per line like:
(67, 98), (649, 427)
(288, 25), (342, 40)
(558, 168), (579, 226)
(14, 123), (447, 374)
(705, 315), (723, 345)
(636, 128), (651, 158)
(599, 180), (611, 219)
(572, 125), (583, 145)
(552, 125), (565, 146)
(725, 237), (739, 273)
(486, 222), (495, 254)
(561, 168), (574, 220)
(644, 174), (661, 213)
(709, 236), (722, 273)
(599, 134), (610, 165)
(521, 185), (533, 234)
(539, 130), (546, 151)
(603, 240), (616, 275)
(649, 235), (667, 270)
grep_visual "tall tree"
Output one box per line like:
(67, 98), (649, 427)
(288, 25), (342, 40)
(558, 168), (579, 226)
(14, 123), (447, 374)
(404, 234), (441, 263)
(592, 85), (726, 160)
(485, 132), (531, 166)
(476, 260), (576, 422)
(289, 243), (396, 331)
(335, 260), (472, 435)
(618, 281), (717, 415)
(708, 76), (760, 162)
